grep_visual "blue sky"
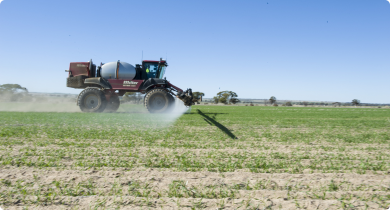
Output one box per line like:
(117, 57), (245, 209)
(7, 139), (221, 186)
(0, 0), (389, 103)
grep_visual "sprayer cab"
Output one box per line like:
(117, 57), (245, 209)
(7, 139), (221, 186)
(133, 58), (168, 80)
(142, 59), (167, 79)
(66, 58), (194, 113)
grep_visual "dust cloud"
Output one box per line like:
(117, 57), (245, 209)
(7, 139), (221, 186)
(0, 94), (190, 126)
(0, 94), (80, 112)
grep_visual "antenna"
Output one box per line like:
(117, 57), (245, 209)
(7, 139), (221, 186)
(142, 50), (143, 62)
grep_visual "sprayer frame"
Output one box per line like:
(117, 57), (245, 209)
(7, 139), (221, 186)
(66, 59), (194, 112)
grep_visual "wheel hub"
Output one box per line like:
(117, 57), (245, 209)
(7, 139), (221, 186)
(150, 95), (166, 110)
(84, 94), (99, 109)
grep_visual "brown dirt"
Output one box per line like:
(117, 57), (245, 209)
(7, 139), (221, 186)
(1, 133), (389, 209)
(1, 167), (389, 209)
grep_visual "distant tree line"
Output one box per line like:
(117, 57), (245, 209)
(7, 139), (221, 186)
(0, 83), (79, 103)
(0, 84), (31, 102)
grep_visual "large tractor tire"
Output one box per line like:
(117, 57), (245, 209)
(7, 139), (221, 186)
(104, 94), (120, 113)
(144, 88), (174, 113)
(78, 88), (107, 113)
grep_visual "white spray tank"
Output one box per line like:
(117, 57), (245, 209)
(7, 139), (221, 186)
(100, 60), (136, 80)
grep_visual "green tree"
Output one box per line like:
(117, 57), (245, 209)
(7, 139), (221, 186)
(351, 99), (360, 106)
(269, 96), (276, 105)
(229, 98), (240, 104)
(0, 84), (28, 93)
(219, 97), (227, 104)
(192, 92), (205, 100)
(215, 91), (239, 104)
(0, 84), (28, 102)
(213, 96), (219, 104)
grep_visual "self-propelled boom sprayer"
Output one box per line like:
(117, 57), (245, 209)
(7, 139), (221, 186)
(65, 58), (195, 113)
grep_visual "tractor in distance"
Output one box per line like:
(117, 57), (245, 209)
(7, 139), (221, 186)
(65, 58), (194, 113)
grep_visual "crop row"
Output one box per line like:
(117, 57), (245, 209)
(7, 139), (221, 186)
(1, 178), (389, 206)
(1, 153), (389, 174)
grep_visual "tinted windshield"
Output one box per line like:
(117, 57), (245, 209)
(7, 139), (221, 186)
(143, 63), (159, 78)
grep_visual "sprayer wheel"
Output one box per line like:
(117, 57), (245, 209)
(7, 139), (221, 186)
(78, 88), (107, 113)
(104, 94), (120, 113)
(144, 88), (174, 113)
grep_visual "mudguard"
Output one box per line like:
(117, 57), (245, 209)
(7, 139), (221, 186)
(66, 75), (88, 89)
(84, 77), (112, 89)
(139, 78), (167, 91)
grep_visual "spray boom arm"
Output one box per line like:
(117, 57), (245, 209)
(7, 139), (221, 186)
(166, 81), (194, 106)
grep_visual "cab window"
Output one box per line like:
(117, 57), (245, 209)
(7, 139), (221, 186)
(157, 66), (166, 79)
(143, 63), (159, 79)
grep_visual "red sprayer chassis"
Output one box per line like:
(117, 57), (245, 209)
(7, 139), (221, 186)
(66, 59), (194, 113)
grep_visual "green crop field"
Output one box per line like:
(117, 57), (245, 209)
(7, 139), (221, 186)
(0, 105), (390, 209)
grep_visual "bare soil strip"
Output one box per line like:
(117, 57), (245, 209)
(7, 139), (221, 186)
(1, 167), (389, 209)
